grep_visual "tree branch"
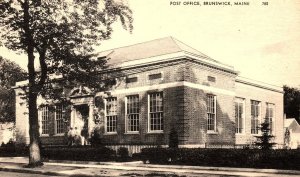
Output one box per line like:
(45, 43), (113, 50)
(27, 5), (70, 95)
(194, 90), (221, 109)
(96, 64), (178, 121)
(36, 43), (48, 91)
(16, 0), (24, 6)
(23, 0), (37, 91)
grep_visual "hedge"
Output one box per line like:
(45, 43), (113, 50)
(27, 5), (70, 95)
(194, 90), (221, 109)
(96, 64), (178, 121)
(42, 146), (116, 162)
(141, 148), (300, 170)
(0, 142), (28, 157)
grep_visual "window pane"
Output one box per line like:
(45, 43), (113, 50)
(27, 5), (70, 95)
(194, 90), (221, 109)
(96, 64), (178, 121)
(126, 77), (138, 83)
(55, 105), (65, 134)
(127, 95), (139, 132)
(149, 73), (162, 80)
(235, 99), (244, 134)
(106, 97), (117, 133)
(207, 95), (216, 131)
(149, 92), (163, 131)
(266, 103), (275, 134)
(41, 106), (49, 135)
(251, 100), (260, 134)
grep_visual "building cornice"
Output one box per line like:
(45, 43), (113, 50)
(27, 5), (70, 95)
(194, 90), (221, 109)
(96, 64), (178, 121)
(236, 76), (283, 93)
(103, 52), (237, 76)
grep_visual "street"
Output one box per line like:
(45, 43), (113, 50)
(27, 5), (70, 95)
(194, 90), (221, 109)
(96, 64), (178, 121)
(0, 171), (67, 177)
(0, 169), (299, 177)
(0, 171), (221, 177)
(0, 157), (300, 177)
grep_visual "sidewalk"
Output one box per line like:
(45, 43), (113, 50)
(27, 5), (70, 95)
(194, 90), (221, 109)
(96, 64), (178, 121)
(0, 157), (300, 177)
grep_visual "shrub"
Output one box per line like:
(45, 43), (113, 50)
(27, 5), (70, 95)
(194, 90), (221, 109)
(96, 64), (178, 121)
(141, 148), (171, 164)
(132, 152), (142, 161)
(117, 147), (129, 161)
(1, 139), (15, 148)
(140, 148), (300, 170)
(0, 140), (28, 157)
(254, 120), (276, 150)
(90, 126), (104, 147)
(42, 146), (116, 162)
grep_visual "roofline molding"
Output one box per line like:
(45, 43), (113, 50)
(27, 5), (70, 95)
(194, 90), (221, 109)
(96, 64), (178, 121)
(12, 55), (239, 89)
(106, 52), (237, 75)
(236, 76), (283, 93)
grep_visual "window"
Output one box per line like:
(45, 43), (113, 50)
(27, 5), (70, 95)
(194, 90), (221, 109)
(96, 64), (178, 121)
(148, 73), (162, 80)
(41, 106), (49, 135)
(251, 100), (260, 134)
(149, 92), (163, 132)
(106, 97), (117, 133)
(207, 76), (216, 82)
(235, 98), (245, 134)
(55, 105), (65, 134)
(266, 103), (275, 134)
(126, 95), (140, 132)
(126, 77), (138, 83)
(207, 95), (216, 132)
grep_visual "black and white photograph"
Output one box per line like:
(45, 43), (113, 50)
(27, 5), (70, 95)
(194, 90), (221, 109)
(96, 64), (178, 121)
(0, 0), (300, 176)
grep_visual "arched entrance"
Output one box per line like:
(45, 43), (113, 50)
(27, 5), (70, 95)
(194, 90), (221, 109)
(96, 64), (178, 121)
(69, 86), (95, 145)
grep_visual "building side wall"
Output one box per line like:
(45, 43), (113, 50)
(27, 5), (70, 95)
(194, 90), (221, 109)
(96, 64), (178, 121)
(184, 61), (235, 91)
(15, 88), (30, 144)
(183, 62), (236, 146)
(289, 132), (300, 149)
(235, 82), (284, 146)
(100, 60), (237, 146)
(99, 86), (184, 145)
(288, 121), (300, 133)
(39, 108), (68, 145)
(114, 61), (186, 90)
(99, 61), (186, 145)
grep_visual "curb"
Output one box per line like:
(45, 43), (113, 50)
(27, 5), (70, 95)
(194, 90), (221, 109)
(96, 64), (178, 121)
(46, 159), (300, 175)
(0, 165), (108, 177)
(47, 159), (143, 166)
(0, 166), (66, 176)
(137, 164), (300, 175)
(1, 159), (300, 176)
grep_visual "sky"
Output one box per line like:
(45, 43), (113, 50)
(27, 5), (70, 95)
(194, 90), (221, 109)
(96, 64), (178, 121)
(1, 0), (300, 88)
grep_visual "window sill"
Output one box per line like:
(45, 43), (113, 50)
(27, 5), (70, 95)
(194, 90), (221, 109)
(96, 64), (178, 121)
(40, 134), (49, 137)
(124, 132), (139, 135)
(104, 132), (117, 135)
(207, 131), (218, 135)
(251, 133), (260, 135)
(53, 134), (65, 137)
(147, 131), (164, 134)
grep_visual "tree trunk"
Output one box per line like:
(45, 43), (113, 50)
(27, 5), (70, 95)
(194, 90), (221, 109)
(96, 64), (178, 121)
(27, 45), (43, 167)
(23, 0), (43, 167)
(27, 92), (43, 167)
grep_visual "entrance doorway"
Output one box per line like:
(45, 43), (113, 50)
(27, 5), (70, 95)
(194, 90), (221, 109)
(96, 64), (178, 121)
(74, 104), (89, 145)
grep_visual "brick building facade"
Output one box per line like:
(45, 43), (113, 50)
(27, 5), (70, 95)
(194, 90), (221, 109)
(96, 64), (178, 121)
(14, 37), (284, 149)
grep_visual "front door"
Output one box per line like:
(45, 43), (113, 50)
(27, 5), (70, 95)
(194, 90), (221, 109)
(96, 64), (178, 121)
(74, 104), (89, 143)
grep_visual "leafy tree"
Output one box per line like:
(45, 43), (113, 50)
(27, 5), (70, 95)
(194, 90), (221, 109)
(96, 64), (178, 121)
(0, 0), (133, 167)
(284, 85), (300, 123)
(0, 56), (27, 123)
(254, 120), (276, 150)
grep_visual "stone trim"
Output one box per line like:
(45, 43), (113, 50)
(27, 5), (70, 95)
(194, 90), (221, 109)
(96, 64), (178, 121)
(96, 81), (235, 96)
